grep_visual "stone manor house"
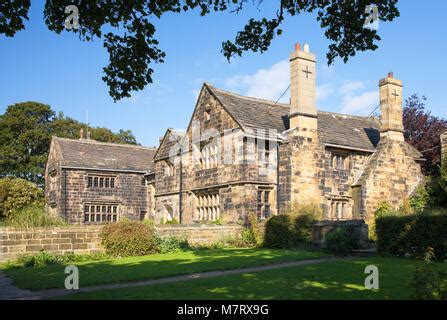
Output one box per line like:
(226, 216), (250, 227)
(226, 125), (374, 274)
(45, 43), (428, 226)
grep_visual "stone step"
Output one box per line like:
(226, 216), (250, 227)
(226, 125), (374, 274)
(351, 248), (377, 257)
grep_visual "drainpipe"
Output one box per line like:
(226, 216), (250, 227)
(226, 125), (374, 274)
(179, 148), (183, 224)
(63, 169), (68, 223)
(276, 144), (280, 214)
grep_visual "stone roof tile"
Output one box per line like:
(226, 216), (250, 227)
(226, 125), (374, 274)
(207, 84), (381, 151)
(53, 137), (156, 173)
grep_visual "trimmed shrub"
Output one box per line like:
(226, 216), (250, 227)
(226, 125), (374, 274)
(376, 210), (447, 260)
(156, 236), (190, 254)
(0, 178), (44, 218)
(263, 215), (294, 248)
(264, 202), (321, 248)
(323, 226), (360, 256)
(293, 213), (315, 245)
(370, 201), (398, 241)
(5, 205), (66, 228)
(100, 221), (159, 257)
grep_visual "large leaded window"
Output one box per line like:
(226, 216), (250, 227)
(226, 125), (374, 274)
(84, 204), (118, 223)
(200, 143), (219, 170)
(195, 194), (220, 222)
(87, 175), (116, 189)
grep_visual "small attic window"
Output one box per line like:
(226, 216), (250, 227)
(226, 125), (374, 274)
(332, 152), (350, 170)
(204, 109), (211, 121)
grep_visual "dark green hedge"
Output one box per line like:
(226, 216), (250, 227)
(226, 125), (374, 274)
(324, 226), (360, 256)
(263, 214), (314, 248)
(376, 213), (447, 260)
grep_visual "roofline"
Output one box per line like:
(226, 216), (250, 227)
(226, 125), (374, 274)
(61, 166), (148, 174)
(52, 136), (156, 151)
(205, 84), (289, 108)
(153, 128), (185, 161)
(317, 110), (380, 123)
(324, 143), (375, 153)
(196, 83), (245, 131)
(202, 84), (380, 124)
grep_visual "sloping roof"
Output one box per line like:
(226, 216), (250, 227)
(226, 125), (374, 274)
(207, 83), (290, 133)
(53, 137), (156, 173)
(153, 129), (185, 161)
(206, 84), (381, 152)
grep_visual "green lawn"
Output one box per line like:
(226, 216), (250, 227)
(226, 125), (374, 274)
(1, 248), (325, 291)
(63, 257), (447, 300)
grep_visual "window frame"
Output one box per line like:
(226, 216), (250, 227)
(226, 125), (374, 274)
(84, 203), (119, 224)
(87, 175), (117, 189)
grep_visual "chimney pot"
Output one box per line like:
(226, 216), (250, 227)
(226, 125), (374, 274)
(388, 72), (394, 78)
(304, 43), (310, 53)
(295, 42), (301, 51)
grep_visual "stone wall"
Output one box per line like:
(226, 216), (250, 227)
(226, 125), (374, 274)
(156, 224), (243, 246)
(278, 125), (324, 212)
(312, 220), (369, 248)
(0, 226), (103, 262)
(356, 138), (424, 224)
(0, 225), (243, 262)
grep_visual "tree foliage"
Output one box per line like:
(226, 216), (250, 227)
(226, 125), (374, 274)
(0, 1), (400, 101)
(0, 177), (44, 219)
(0, 102), (138, 185)
(403, 94), (447, 175)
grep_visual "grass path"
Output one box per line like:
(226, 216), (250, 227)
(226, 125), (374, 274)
(1, 248), (326, 291)
(26, 257), (335, 299)
(63, 257), (447, 300)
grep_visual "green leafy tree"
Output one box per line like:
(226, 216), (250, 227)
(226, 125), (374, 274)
(403, 94), (447, 175)
(1, 1), (400, 101)
(411, 247), (447, 300)
(0, 178), (45, 219)
(0, 102), (138, 185)
(0, 102), (54, 184)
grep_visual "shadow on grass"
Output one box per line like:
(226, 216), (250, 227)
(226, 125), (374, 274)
(3, 248), (326, 291)
(63, 257), (429, 300)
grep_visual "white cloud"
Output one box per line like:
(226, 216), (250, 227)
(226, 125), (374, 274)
(316, 84), (334, 101)
(223, 60), (378, 116)
(225, 60), (337, 103)
(225, 60), (290, 102)
(341, 91), (378, 115)
(339, 80), (365, 95)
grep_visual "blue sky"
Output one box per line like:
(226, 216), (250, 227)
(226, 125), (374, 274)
(1, 1), (446, 147)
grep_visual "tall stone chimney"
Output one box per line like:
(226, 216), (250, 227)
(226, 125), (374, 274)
(441, 131), (447, 159)
(379, 72), (404, 141)
(289, 42), (317, 130)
